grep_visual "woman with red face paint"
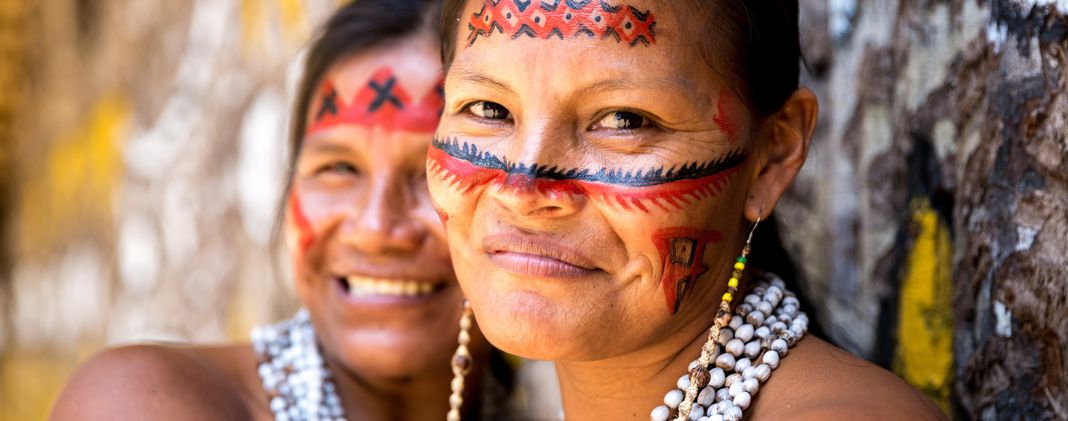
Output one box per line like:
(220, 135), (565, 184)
(52, 2), (512, 420)
(429, 1), (946, 420)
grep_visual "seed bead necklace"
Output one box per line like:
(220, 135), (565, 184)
(650, 270), (810, 421)
(252, 310), (346, 421)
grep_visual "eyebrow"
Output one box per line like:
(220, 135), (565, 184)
(449, 67), (517, 96)
(301, 138), (354, 156)
(451, 66), (696, 100)
(575, 76), (695, 97)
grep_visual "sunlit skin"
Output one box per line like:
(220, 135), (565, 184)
(287, 34), (488, 420)
(429, 1), (946, 419)
(431, 0), (754, 370)
(51, 33), (488, 421)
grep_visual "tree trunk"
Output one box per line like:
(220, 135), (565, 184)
(791, 0), (1068, 418)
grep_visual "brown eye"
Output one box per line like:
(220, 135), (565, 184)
(596, 111), (647, 130)
(320, 162), (359, 175)
(467, 101), (512, 120)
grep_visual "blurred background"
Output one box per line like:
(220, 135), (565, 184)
(0, 1), (1065, 420)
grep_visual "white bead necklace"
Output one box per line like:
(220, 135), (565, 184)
(252, 309), (347, 421)
(651, 274), (809, 421)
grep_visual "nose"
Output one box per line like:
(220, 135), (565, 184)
(491, 178), (587, 218)
(487, 128), (587, 219)
(340, 177), (424, 254)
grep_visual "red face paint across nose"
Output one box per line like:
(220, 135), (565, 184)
(427, 137), (745, 213)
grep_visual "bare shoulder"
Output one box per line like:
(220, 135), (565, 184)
(50, 343), (269, 421)
(748, 337), (947, 420)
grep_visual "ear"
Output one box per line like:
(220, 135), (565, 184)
(745, 87), (819, 222)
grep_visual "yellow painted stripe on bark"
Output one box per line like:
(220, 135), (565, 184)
(893, 198), (954, 414)
(277, 0), (308, 41)
(16, 95), (128, 256)
(0, 351), (84, 421)
(240, 0), (265, 52)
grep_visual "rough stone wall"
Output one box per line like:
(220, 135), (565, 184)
(792, 0), (1067, 418)
(0, 1), (337, 419)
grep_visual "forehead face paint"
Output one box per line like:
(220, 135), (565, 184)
(428, 137), (746, 212)
(307, 67), (444, 135)
(466, 0), (657, 47)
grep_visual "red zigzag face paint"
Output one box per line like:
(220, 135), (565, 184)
(466, 0), (657, 47)
(307, 66), (443, 136)
(427, 137), (745, 314)
(427, 137), (746, 213)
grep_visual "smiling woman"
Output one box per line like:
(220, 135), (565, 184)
(431, 0), (947, 420)
(49, 1), (514, 420)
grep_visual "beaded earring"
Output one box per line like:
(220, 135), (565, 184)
(673, 216), (760, 421)
(447, 300), (474, 421)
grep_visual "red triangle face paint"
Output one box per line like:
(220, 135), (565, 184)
(654, 228), (722, 314)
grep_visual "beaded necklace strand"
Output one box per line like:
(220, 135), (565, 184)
(651, 273), (809, 421)
(253, 310), (346, 421)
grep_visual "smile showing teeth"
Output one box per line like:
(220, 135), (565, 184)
(345, 276), (438, 298)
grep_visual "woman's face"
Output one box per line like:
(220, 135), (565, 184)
(429, 1), (771, 361)
(287, 35), (468, 379)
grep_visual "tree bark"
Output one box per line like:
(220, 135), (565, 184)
(792, 0), (1068, 418)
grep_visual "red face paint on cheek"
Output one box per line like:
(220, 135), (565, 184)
(713, 90), (742, 145)
(429, 137), (748, 212)
(427, 145), (505, 193)
(307, 68), (443, 135)
(579, 167), (742, 213)
(289, 189), (315, 255)
(429, 146), (588, 201)
(654, 228), (723, 314)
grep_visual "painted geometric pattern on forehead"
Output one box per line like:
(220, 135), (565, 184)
(307, 67), (444, 135)
(466, 0), (657, 47)
(428, 137), (746, 212)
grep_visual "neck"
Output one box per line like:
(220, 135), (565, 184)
(328, 356), (486, 421)
(555, 315), (711, 420)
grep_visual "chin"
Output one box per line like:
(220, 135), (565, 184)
(471, 287), (592, 361)
(329, 328), (457, 380)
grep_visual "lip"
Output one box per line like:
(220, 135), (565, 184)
(482, 233), (599, 278)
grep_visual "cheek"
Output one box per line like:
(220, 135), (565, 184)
(288, 185), (363, 258)
(289, 189), (316, 254)
(594, 175), (743, 315)
(713, 89), (745, 146)
(426, 144), (500, 222)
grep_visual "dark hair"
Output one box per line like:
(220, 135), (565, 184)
(438, 0), (820, 335)
(440, 0), (801, 117)
(275, 0), (442, 240)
